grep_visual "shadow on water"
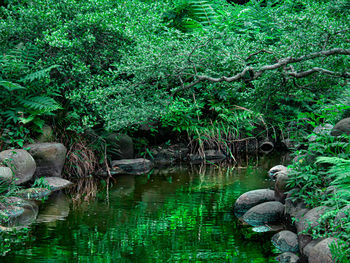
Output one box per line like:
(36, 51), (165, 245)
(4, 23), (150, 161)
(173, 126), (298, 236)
(2, 153), (289, 262)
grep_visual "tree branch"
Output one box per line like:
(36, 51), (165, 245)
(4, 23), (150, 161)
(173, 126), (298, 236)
(173, 48), (350, 94)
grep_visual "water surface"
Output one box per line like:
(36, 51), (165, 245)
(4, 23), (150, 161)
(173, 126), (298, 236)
(3, 155), (286, 262)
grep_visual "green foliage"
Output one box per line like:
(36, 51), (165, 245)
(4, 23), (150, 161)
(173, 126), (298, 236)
(0, 44), (61, 147)
(287, 105), (350, 260)
(163, 0), (217, 32)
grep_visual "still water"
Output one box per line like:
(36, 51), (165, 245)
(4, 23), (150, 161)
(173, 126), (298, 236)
(3, 155), (287, 263)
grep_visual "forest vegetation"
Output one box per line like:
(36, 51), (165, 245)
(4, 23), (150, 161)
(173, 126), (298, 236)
(0, 0), (349, 260)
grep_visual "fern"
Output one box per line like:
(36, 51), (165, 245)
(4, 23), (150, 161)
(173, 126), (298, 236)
(21, 65), (60, 83)
(163, 0), (216, 32)
(19, 96), (61, 113)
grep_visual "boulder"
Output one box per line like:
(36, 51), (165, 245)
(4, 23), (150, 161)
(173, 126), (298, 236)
(0, 205), (24, 223)
(331, 117), (350, 136)
(33, 177), (73, 191)
(308, 238), (340, 263)
(189, 150), (226, 162)
(234, 189), (276, 217)
(37, 125), (54, 143)
(284, 189), (309, 223)
(309, 124), (333, 142)
(26, 143), (67, 178)
(296, 206), (329, 250)
(106, 133), (134, 159)
(268, 165), (287, 179)
(296, 206), (329, 233)
(272, 230), (299, 253)
(281, 139), (300, 151)
(0, 166), (13, 183)
(275, 252), (299, 263)
(275, 171), (291, 203)
(0, 149), (36, 185)
(334, 205), (350, 225)
(111, 158), (153, 175)
(303, 238), (323, 258)
(242, 201), (284, 226)
(17, 188), (51, 200)
(151, 145), (189, 165)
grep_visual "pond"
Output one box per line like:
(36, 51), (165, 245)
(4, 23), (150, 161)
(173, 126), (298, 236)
(3, 154), (288, 263)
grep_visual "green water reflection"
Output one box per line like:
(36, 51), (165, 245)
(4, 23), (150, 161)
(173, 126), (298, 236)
(3, 155), (286, 262)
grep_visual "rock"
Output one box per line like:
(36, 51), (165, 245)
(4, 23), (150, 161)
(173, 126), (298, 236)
(272, 230), (299, 253)
(106, 133), (134, 159)
(242, 201), (284, 226)
(303, 238), (323, 258)
(281, 139), (299, 151)
(268, 165), (287, 179)
(0, 149), (36, 185)
(0, 166), (13, 182)
(234, 189), (276, 217)
(0, 205), (24, 223)
(275, 252), (299, 263)
(111, 158), (153, 175)
(334, 205), (350, 225)
(37, 125), (54, 143)
(309, 124), (333, 142)
(275, 171), (291, 203)
(296, 206), (329, 250)
(285, 189), (308, 220)
(33, 177), (73, 191)
(308, 238), (340, 263)
(17, 188), (51, 200)
(331, 117), (350, 136)
(2, 196), (37, 211)
(26, 143), (67, 178)
(189, 150), (226, 162)
(296, 206), (329, 233)
(151, 145), (189, 165)
(251, 224), (284, 233)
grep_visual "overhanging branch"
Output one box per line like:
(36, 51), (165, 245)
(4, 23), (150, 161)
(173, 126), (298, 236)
(173, 48), (350, 94)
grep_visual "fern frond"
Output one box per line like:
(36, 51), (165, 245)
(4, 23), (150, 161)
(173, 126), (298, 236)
(19, 96), (61, 113)
(0, 80), (26, 92)
(20, 65), (60, 83)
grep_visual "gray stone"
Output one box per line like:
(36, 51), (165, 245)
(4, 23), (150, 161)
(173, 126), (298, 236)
(37, 125), (54, 143)
(111, 158), (153, 175)
(106, 133), (134, 159)
(309, 124), (333, 142)
(151, 145), (189, 165)
(234, 189), (276, 217)
(276, 252), (299, 263)
(331, 117), (350, 136)
(268, 165), (287, 179)
(0, 205), (24, 223)
(189, 150), (226, 162)
(334, 205), (350, 225)
(0, 149), (36, 185)
(242, 201), (284, 226)
(26, 143), (67, 178)
(303, 238), (323, 258)
(0, 166), (13, 182)
(17, 188), (51, 200)
(275, 171), (291, 203)
(33, 177), (73, 191)
(284, 189), (308, 219)
(296, 206), (329, 250)
(308, 238), (340, 263)
(296, 206), (329, 233)
(272, 230), (299, 253)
